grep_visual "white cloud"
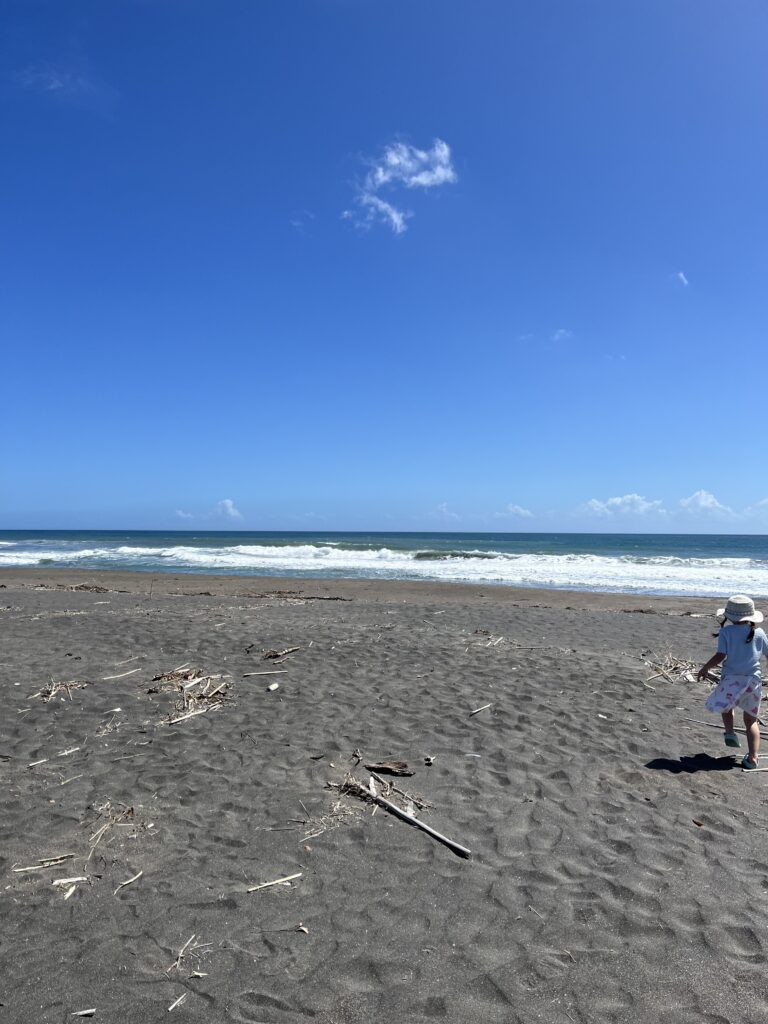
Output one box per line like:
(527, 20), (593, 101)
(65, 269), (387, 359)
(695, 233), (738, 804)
(360, 194), (410, 235)
(175, 509), (194, 520)
(217, 498), (242, 520)
(584, 494), (665, 517)
(344, 138), (457, 234)
(679, 490), (733, 516)
(676, 271), (689, 287)
(551, 328), (573, 342)
(495, 503), (533, 519)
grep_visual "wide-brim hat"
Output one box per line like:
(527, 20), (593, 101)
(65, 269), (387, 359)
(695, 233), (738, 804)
(717, 594), (764, 624)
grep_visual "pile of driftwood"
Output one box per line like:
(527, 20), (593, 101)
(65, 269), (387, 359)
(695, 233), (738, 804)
(28, 678), (89, 702)
(643, 650), (720, 689)
(151, 666), (233, 725)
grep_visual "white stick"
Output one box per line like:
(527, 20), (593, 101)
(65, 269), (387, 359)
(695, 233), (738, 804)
(469, 703), (491, 716)
(247, 871), (302, 893)
(52, 876), (88, 886)
(113, 870), (143, 896)
(168, 993), (187, 1011)
(168, 708), (210, 725)
(102, 668), (141, 680)
(357, 785), (471, 858)
(242, 670), (287, 677)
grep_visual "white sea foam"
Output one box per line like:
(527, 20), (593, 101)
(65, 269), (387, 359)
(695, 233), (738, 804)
(2, 541), (768, 596)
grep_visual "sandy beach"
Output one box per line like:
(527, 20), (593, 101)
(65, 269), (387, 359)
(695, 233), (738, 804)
(2, 568), (768, 1023)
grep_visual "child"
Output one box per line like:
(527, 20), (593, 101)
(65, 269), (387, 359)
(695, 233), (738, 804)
(698, 594), (768, 769)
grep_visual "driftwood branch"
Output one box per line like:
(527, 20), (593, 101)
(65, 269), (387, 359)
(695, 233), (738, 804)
(341, 777), (471, 859)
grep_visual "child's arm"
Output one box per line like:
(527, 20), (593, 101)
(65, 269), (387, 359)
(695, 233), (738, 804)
(697, 652), (725, 680)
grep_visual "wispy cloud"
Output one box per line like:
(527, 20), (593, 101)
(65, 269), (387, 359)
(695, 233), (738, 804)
(17, 62), (94, 97)
(175, 498), (242, 522)
(675, 271), (689, 287)
(289, 209), (316, 233)
(343, 138), (457, 234)
(551, 328), (574, 342)
(495, 503), (533, 519)
(435, 502), (461, 522)
(15, 59), (116, 113)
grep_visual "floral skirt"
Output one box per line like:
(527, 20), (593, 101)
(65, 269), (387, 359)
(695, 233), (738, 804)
(705, 673), (762, 718)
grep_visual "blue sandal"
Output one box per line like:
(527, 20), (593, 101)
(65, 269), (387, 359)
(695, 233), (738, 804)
(742, 755), (759, 770)
(724, 732), (741, 748)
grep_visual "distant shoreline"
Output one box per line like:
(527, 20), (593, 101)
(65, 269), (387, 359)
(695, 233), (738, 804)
(0, 566), (717, 614)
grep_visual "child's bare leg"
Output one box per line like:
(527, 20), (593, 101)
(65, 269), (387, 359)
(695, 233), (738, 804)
(722, 710), (735, 734)
(743, 713), (760, 765)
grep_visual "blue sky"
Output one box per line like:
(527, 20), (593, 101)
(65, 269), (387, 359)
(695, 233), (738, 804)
(2, 0), (766, 532)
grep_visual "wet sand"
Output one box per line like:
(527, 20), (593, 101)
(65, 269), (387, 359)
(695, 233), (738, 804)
(2, 569), (768, 1023)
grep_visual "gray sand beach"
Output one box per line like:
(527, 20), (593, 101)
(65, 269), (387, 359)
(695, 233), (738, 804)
(2, 569), (767, 1023)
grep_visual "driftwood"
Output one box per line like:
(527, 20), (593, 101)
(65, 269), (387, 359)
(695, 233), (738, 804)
(682, 717), (768, 739)
(341, 776), (471, 859)
(263, 647), (300, 660)
(364, 760), (413, 777)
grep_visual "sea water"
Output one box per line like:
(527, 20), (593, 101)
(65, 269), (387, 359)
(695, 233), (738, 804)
(2, 530), (768, 598)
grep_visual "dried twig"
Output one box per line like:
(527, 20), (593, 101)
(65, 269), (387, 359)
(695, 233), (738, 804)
(13, 854), (75, 873)
(247, 872), (302, 893)
(263, 647), (300, 660)
(469, 703), (491, 716)
(113, 870), (143, 896)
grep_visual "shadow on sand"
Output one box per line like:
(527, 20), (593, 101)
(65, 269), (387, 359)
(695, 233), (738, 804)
(645, 752), (737, 774)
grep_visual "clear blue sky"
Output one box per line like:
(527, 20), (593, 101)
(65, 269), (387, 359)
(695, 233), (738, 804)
(2, 0), (766, 532)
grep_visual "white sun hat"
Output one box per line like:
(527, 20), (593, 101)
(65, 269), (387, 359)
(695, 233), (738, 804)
(717, 594), (764, 624)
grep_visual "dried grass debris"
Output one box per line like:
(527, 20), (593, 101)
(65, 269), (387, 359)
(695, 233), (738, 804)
(28, 678), (88, 702)
(151, 667), (234, 724)
(643, 650), (717, 688)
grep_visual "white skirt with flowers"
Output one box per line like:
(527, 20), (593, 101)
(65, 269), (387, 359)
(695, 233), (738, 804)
(705, 673), (762, 718)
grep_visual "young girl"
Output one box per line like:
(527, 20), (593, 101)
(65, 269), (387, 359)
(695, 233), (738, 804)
(698, 594), (768, 769)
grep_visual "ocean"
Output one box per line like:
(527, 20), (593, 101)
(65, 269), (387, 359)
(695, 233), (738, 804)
(2, 530), (768, 598)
